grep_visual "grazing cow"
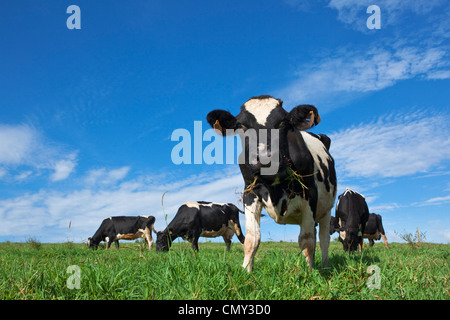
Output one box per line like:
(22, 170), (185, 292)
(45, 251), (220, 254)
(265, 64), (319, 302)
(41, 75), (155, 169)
(330, 213), (389, 248)
(156, 201), (245, 252)
(206, 95), (337, 271)
(88, 216), (157, 250)
(329, 216), (339, 235)
(364, 213), (389, 248)
(334, 188), (369, 253)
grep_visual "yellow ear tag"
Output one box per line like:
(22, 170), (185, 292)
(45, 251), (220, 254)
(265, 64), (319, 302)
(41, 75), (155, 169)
(213, 120), (223, 134)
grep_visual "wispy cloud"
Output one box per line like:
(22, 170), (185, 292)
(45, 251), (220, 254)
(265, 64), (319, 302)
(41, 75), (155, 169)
(84, 166), (131, 186)
(0, 168), (244, 242)
(328, 0), (446, 31)
(14, 171), (33, 181)
(286, 0), (447, 28)
(278, 44), (450, 109)
(279, 1), (450, 110)
(412, 194), (450, 207)
(369, 202), (402, 213)
(330, 110), (450, 179)
(0, 124), (37, 165)
(0, 123), (78, 182)
(441, 230), (450, 243)
(284, 0), (322, 12)
(50, 153), (78, 182)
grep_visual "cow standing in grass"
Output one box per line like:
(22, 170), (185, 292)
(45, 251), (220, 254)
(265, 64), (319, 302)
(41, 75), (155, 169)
(207, 95), (337, 271)
(334, 188), (370, 253)
(330, 213), (389, 248)
(156, 201), (245, 252)
(88, 216), (157, 250)
(363, 213), (389, 248)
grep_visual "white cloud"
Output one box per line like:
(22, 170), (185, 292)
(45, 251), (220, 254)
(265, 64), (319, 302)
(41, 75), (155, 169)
(285, 0), (447, 30)
(427, 70), (450, 80)
(369, 203), (402, 213)
(0, 124), (36, 165)
(412, 194), (450, 207)
(0, 168), (244, 242)
(0, 123), (78, 182)
(423, 195), (450, 204)
(278, 0), (450, 109)
(278, 45), (450, 109)
(84, 166), (131, 186)
(441, 230), (450, 243)
(50, 154), (78, 182)
(328, 0), (446, 30)
(14, 171), (33, 181)
(284, 0), (319, 12)
(330, 110), (450, 178)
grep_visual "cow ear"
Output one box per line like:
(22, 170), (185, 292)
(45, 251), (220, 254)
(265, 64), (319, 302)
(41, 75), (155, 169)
(288, 105), (321, 130)
(207, 110), (239, 136)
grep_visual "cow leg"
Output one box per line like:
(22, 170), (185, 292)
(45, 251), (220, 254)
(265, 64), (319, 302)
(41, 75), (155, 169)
(242, 198), (263, 272)
(223, 235), (231, 251)
(369, 239), (375, 247)
(191, 232), (201, 251)
(143, 227), (153, 251)
(191, 237), (199, 251)
(381, 234), (389, 249)
(298, 211), (316, 268)
(223, 228), (235, 251)
(224, 228), (235, 251)
(114, 240), (120, 249)
(318, 214), (331, 268)
(106, 236), (114, 250)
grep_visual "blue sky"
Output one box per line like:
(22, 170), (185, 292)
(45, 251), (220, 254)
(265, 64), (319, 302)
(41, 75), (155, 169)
(0, 0), (449, 244)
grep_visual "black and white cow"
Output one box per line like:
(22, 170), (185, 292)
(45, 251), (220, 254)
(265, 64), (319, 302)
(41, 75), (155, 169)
(207, 95), (337, 271)
(88, 216), (157, 250)
(329, 216), (338, 235)
(156, 201), (245, 252)
(334, 188), (369, 253)
(330, 213), (389, 248)
(364, 213), (389, 248)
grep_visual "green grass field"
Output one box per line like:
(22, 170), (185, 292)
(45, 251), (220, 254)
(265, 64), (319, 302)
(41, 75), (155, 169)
(0, 240), (448, 300)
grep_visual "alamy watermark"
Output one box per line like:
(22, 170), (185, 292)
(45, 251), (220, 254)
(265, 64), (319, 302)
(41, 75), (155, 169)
(367, 5), (381, 30)
(170, 121), (280, 175)
(366, 265), (381, 290)
(66, 5), (81, 30)
(65, 4), (380, 31)
(66, 265), (81, 289)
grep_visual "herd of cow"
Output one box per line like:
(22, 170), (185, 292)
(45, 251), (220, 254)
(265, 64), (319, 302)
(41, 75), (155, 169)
(87, 95), (389, 272)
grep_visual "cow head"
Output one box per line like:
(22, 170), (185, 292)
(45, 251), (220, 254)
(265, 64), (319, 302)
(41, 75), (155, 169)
(156, 230), (172, 252)
(338, 225), (362, 253)
(206, 95), (321, 181)
(329, 216), (339, 235)
(87, 237), (98, 249)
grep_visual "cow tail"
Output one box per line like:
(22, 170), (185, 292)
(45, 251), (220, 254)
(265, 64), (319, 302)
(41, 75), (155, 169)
(232, 216), (245, 244)
(236, 225), (245, 244)
(147, 216), (157, 234)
